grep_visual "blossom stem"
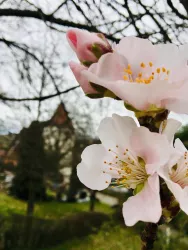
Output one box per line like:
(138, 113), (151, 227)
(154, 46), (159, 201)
(139, 109), (170, 249)
(160, 181), (180, 224)
(141, 223), (158, 250)
(138, 109), (169, 133)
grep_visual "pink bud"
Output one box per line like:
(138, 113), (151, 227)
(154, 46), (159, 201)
(69, 61), (98, 94)
(67, 29), (112, 66)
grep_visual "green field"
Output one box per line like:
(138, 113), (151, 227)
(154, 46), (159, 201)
(1, 192), (188, 250)
(0, 192), (112, 219)
(44, 225), (141, 250)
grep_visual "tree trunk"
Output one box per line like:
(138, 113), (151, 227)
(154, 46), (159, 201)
(89, 190), (96, 212)
(27, 183), (35, 216)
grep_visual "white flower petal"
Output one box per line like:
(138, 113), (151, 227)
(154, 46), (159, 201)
(155, 44), (180, 67)
(161, 119), (182, 142)
(158, 166), (188, 215)
(115, 37), (155, 72)
(162, 81), (188, 114)
(98, 114), (137, 149)
(77, 144), (112, 191)
(174, 138), (187, 154)
(164, 98), (188, 115)
(130, 127), (170, 175)
(179, 186), (188, 214)
(123, 174), (161, 226)
(88, 52), (127, 81)
(179, 43), (188, 65)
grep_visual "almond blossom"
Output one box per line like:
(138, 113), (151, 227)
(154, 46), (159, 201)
(67, 29), (112, 66)
(69, 61), (98, 95)
(81, 36), (188, 114)
(77, 114), (172, 226)
(159, 138), (188, 215)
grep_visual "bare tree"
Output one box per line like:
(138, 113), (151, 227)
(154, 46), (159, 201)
(0, 0), (187, 130)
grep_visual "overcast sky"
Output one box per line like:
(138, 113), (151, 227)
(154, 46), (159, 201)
(0, 0), (188, 136)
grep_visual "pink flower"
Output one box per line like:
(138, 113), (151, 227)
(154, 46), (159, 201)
(82, 37), (188, 114)
(159, 138), (188, 215)
(158, 118), (188, 215)
(69, 61), (98, 95)
(77, 114), (172, 226)
(67, 29), (112, 65)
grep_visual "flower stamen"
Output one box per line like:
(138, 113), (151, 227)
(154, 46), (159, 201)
(123, 62), (170, 85)
(104, 146), (147, 189)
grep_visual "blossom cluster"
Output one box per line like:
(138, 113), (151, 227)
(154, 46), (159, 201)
(67, 29), (188, 226)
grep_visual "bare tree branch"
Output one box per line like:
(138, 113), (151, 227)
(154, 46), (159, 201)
(0, 86), (79, 102)
(179, 0), (188, 13)
(0, 38), (62, 97)
(0, 8), (118, 42)
(167, 0), (188, 20)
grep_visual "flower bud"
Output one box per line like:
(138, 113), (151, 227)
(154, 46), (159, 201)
(67, 29), (112, 66)
(69, 61), (98, 94)
(69, 61), (108, 98)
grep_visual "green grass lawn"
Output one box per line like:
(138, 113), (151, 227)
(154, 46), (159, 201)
(42, 225), (141, 250)
(0, 192), (113, 219)
(1, 192), (188, 250)
(41, 224), (188, 250)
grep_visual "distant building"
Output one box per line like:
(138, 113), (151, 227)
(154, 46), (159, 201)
(0, 134), (19, 167)
(0, 102), (75, 177)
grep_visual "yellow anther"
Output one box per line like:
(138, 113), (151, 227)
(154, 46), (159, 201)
(127, 64), (131, 69)
(149, 62), (153, 67)
(140, 62), (145, 68)
(162, 67), (166, 72)
(124, 69), (132, 75)
(126, 168), (132, 174)
(152, 72), (155, 75)
(144, 79), (151, 84)
(156, 68), (161, 74)
(167, 70), (170, 75)
(138, 72), (142, 78)
(135, 78), (141, 83)
(123, 75), (128, 81)
(186, 169), (188, 177)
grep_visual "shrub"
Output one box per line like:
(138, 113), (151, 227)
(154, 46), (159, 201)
(4, 212), (110, 249)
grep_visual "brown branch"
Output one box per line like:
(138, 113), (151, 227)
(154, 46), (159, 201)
(0, 8), (118, 42)
(123, 0), (143, 37)
(141, 223), (158, 250)
(0, 86), (79, 102)
(138, 0), (171, 43)
(180, 0), (188, 13)
(0, 38), (62, 97)
(167, 0), (188, 20)
(50, 0), (68, 15)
